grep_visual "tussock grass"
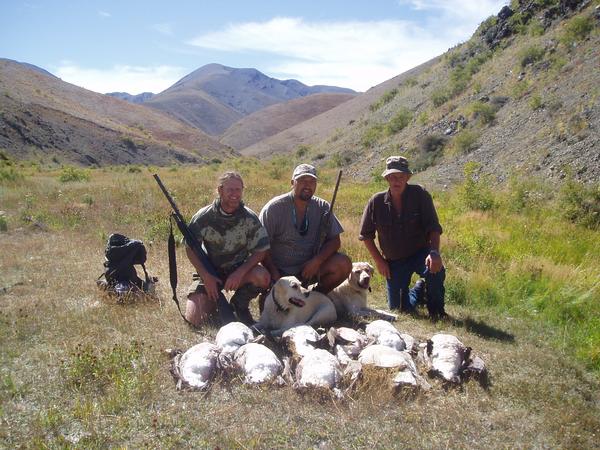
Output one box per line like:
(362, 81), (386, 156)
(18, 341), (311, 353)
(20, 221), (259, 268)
(1, 163), (599, 448)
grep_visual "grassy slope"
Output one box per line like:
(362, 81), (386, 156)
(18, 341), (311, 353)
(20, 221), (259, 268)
(1, 162), (599, 448)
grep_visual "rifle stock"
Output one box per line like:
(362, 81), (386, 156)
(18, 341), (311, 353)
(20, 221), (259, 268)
(153, 174), (235, 325)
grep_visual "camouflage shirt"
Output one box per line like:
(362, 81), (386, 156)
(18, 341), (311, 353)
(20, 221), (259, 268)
(187, 199), (270, 273)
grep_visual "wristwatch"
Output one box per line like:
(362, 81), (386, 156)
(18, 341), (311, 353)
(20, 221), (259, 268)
(429, 250), (440, 257)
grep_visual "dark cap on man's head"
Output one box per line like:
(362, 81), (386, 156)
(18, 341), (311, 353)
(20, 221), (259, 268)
(292, 163), (318, 180)
(382, 156), (412, 178)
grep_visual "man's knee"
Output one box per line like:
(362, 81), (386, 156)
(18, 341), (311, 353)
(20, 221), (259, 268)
(326, 253), (352, 276)
(185, 294), (217, 326)
(247, 265), (270, 290)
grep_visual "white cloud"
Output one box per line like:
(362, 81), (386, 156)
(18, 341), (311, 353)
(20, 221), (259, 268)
(152, 22), (173, 36)
(98, 10), (111, 18)
(53, 62), (187, 94)
(187, 8), (506, 92)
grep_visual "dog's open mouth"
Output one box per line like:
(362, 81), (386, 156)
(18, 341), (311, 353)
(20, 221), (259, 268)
(358, 278), (371, 290)
(288, 297), (305, 307)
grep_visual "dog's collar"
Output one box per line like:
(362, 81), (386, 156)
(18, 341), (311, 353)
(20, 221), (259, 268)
(271, 290), (289, 314)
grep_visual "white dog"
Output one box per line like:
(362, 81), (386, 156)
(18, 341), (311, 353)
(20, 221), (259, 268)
(328, 261), (397, 322)
(256, 276), (337, 336)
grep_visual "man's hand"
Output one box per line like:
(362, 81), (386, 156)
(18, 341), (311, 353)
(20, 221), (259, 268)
(374, 256), (391, 279)
(426, 253), (443, 274)
(224, 267), (245, 292)
(202, 272), (223, 301)
(269, 267), (282, 283)
(301, 256), (322, 281)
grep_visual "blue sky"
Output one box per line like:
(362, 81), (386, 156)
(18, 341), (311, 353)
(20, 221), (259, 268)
(1, 1), (507, 94)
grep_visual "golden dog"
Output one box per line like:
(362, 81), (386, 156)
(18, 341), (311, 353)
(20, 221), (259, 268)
(256, 276), (337, 336)
(328, 261), (397, 322)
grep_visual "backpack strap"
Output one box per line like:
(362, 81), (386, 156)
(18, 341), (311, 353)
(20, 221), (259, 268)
(167, 217), (196, 327)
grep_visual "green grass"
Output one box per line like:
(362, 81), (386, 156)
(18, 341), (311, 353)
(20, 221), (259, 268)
(1, 161), (599, 448)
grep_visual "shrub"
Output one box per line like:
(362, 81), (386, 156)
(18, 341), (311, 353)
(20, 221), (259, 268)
(58, 166), (90, 183)
(458, 162), (495, 211)
(296, 145), (310, 158)
(0, 214), (7, 232)
(370, 88), (398, 111)
(468, 101), (496, 125)
(450, 129), (479, 154)
(431, 88), (449, 107)
(529, 94), (544, 110)
(519, 46), (546, 68)
(417, 111), (429, 126)
(0, 166), (25, 183)
(361, 124), (385, 148)
(385, 108), (412, 135)
(512, 79), (531, 99)
(420, 134), (447, 154)
(127, 165), (142, 173)
(404, 77), (418, 87)
(559, 179), (600, 230)
(560, 15), (594, 47)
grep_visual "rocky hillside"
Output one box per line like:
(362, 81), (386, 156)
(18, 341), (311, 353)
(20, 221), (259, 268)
(0, 59), (234, 166)
(144, 63), (355, 135)
(220, 92), (355, 150)
(244, 0), (599, 186)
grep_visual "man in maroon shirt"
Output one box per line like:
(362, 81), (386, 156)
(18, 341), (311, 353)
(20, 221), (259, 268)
(359, 156), (446, 320)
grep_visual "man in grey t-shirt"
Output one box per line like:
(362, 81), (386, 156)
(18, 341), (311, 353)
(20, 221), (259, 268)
(259, 164), (351, 294)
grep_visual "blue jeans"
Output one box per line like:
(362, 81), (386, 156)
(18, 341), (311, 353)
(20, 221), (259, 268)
(386, 248), (446, 315)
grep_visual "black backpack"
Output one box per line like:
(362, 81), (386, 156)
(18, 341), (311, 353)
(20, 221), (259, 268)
(98, 233), (152, 295)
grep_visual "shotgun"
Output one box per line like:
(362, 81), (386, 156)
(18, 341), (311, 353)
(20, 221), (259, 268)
(153, 174), (235, 325)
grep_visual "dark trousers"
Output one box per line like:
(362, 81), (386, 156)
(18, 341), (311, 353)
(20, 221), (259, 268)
(386, 248), (446, 315)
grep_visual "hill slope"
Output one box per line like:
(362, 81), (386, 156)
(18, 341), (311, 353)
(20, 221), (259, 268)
(0, 59), (234, 166)
(220, 92), (355, 150)
(144, 63), (356, 136)
(244, 1), (600, 185)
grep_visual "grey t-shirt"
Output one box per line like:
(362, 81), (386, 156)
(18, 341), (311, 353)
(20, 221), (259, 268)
(259, 192), (344, 275)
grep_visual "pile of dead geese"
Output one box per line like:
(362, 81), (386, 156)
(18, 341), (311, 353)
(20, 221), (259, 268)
(170, 320), (487, 396)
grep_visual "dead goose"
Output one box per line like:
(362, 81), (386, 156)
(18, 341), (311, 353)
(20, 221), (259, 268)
(215, 321), (255, 354)
(365, 320), (406, 351)
(358, 344), (430, 390)
(172, 342), (220, 390)
(233, 342), (284, 384)
(295, 348), (342, 390)
(327, 326), (370, 364)
(422, 333), (471, 383)
(282, 325), (321, 357)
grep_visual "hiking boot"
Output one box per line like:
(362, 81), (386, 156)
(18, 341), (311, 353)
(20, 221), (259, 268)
(230, 284), (262, 326)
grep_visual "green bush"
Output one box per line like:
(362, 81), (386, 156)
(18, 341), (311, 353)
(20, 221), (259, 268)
(559, 179), (600, 230)
(451, 129), (479, 154)
(431, 88), (449, 107)
(0, 214), (7, 232)
(417, 111), (429, 126)
(385, 108), (412, 135)
(370, 88), (398, 111)
(58, 166), (90, 183)
(561, 15), (594, 47)
(295, 145), (310, 158)
(529, 94), (544, 110)
(468, 101), (496, 125)
(0, 166), (25, 183)
(361, 124), (385, 148)
(458, 162), (495, 211)
(519, 46), (546, 68)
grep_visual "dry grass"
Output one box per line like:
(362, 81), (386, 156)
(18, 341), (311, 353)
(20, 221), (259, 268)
(1, 167), (599, 448)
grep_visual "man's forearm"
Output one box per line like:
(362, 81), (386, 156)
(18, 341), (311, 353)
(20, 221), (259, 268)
(362, 238), (384, 262)
(427, 231), (441, 252)
(185, 246), (210, 277)
(316, 235), (341, 264)
(235, 250), (267, 277)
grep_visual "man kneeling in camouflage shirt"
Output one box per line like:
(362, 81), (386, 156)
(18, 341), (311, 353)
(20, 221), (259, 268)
(185, 171), (270, 326)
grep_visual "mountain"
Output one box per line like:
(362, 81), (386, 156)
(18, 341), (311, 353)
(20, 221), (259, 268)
(143, 63), (356, 135)
(0, 58), (234, 166)
(106, 91), (154, 104)
(242, 0), (600, 185)
(220, 92), (355, 150)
